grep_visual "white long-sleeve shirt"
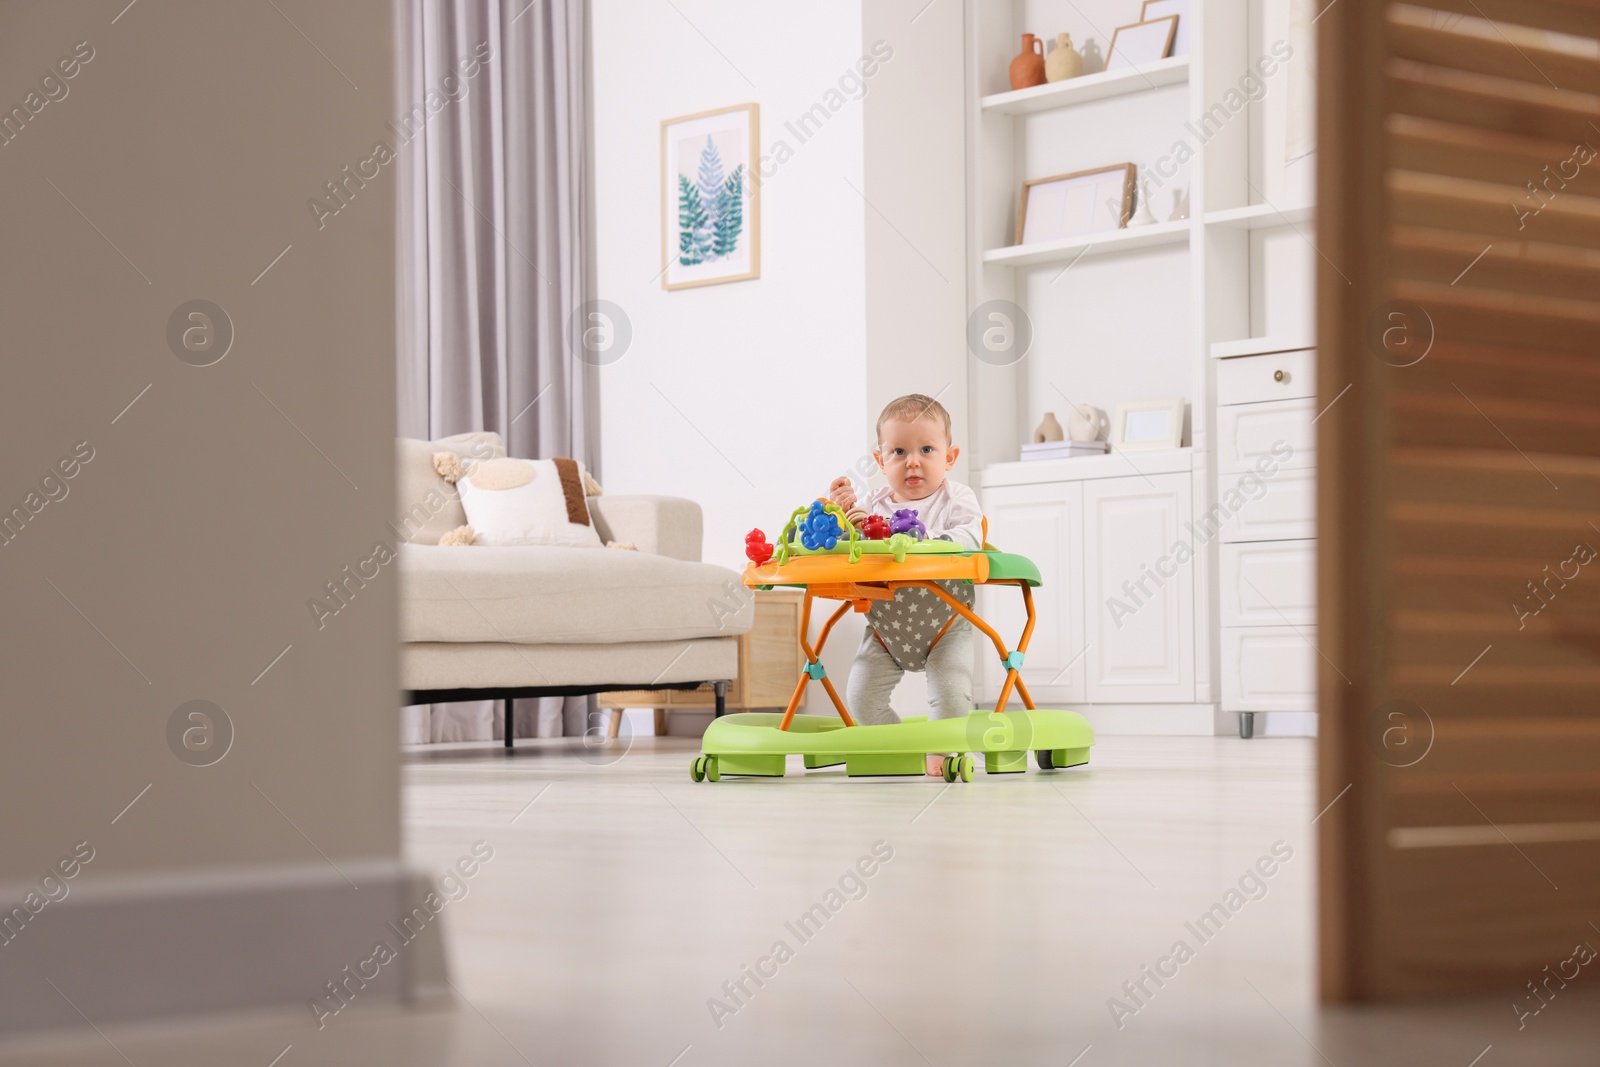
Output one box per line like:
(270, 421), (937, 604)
(858, 479), (984, 550)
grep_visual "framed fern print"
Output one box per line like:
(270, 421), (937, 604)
(660, 103), (760, 290)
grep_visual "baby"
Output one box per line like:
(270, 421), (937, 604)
(829, 394), (983, 775)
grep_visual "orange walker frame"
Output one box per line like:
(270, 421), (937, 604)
(777, 579), (1039, 731)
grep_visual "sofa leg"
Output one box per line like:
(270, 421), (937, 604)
(504, 698), (514, 750)
(607, 707), (625, 739)
(713, 680), (728, 718)
(654, 708), (667, 736)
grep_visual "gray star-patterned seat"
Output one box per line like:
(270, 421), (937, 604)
(866, 580), (975, 671)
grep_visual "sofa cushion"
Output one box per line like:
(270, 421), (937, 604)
(395, 432), (505, 545)
(398, 543), (753, 644)
(456, 457), (602, 548)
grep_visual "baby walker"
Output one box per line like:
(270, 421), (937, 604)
(689, 500), (1094, 782)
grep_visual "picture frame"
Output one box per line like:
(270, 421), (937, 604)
(1111, 398), (1185, 451)
(1016, 163), (1136, 246)
(660, 103), (760, 291)
(1140, 0), (1190, 57)
(1106, 15), (1178, 71)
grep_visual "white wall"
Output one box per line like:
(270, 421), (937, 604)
(594, 1), (975, 715)
(591, 0), (870, 577)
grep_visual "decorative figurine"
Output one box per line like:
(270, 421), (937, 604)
(745, 528), (774, 565)
(889, 509), (926, 540)
(859, 514), (891, 540)
(798, 500), (843, 551)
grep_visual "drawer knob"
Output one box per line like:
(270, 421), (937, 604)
(1273, 369), (1286, 382)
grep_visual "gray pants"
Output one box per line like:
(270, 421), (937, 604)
(847, 621), (975, 726)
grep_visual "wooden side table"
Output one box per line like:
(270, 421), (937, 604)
(598, 589), (804, 735)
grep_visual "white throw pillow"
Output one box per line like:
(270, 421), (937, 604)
(456, 457), (602, 548)
(394, 432), (506, 544)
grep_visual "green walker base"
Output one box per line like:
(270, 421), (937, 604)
(690, 710), (1094, 782)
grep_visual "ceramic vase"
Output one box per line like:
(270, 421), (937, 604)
(1009, 34), (1047, 90)
(1128, 179), (1159, 227)
(1033, 412), (1065, 443)
(1169, 186), (1191, 222)
(1045, 34), (1083, 82)
(1068, 404), (1107, 442)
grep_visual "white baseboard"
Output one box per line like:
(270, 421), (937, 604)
(629, 703), (1320, 738)
(1071, 703), (1220, 735)
(1224, 709), (1319, 737)
(0, 861), (449, 1037)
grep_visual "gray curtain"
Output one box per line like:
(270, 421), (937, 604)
(396, 0), (600, 744)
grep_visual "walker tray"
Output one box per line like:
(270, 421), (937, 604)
(693, 500), (1095, 783)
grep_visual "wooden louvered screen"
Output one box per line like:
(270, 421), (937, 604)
(1319, 1), (1600, 1000)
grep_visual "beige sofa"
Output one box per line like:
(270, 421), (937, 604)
(395, 433), (752, 743)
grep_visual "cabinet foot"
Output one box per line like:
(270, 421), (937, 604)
(1239, 711), (1256, 739)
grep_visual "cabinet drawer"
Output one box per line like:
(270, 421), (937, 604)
(1221, 540), (1316, 626)
(1217, 349), (1316, 405)
(1216, 398), (1316, 473)
(1220, 466), (1316, 542)
(1221, 626), (1317, 712)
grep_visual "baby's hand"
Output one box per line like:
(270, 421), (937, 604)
(828, 476), (857, 511)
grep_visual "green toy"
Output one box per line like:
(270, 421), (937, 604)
(695, 504), (1095, 782)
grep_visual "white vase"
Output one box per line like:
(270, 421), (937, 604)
(1068, 404), (1107, 442)
(1128, 180), (1159, 228)
(1168, 186), (1191, 222)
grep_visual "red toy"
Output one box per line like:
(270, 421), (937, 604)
(745, 528), (774, 565)
(858, 514), (891, 540)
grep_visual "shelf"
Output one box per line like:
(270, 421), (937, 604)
(981, 56), (1189, 115)
(1204, 203), (1314, 230)
(980, 447), (1193, 489)
(981, 220), (1190, 268)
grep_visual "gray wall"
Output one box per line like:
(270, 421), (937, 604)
(0, 0), (434, 1030)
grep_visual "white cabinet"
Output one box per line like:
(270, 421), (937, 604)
(977, 482), (1085, 704)
(1083, 473), (1195, 703)
(1220, 539), (1316, 626)
(981, 456), (1197, 712)
(1221, 627), (1318, 713)
(1213, 343), (1319, 734)
(1220, 466), (1316, 542)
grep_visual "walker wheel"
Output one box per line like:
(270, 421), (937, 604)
(704, 756), (721, 782)
(1036, 749), (1055, 770)
(941, 756), (958, 783)
(957, 755), (974, 783)
(690, 756), (706, 782)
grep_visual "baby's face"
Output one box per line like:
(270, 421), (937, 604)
(875, 416), (959, 501)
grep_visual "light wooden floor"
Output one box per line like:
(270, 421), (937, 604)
(3, 735), (1596, 1065)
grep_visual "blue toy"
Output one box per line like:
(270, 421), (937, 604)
(890, 508), (925, 540)
(798, 500), (843, 550)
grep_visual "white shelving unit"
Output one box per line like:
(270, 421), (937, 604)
(966, 0), (1317, 736)
(979, 55), (1190, 113)
(1204, 202), (1314, 229)
(980, 219), (1190, 267)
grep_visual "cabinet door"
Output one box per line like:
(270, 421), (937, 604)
(1219, 465), (1316, 542)
(1083, 472), (1195, 703)
(1220, 626), (1317, 712)
(1220, 539), (1316, 626)
(978, 482), (1085, 704)
(1216, 398), (1317, 474)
